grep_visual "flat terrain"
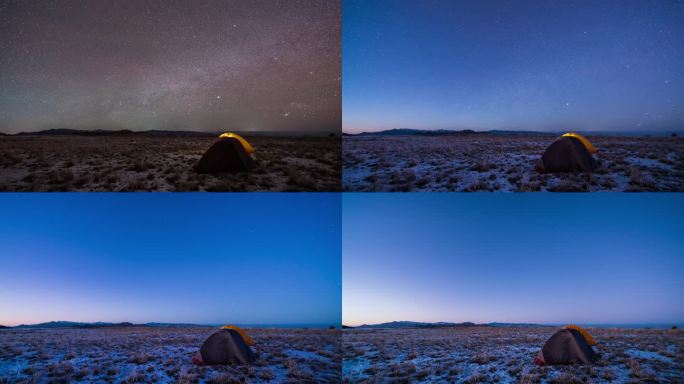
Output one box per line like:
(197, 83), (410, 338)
(343, 134), (684, 191)
(0, 327), (341, 383)
(0, 135), (341, 191)
(343, 326), (684, 383)
(0, 326), (340, 383)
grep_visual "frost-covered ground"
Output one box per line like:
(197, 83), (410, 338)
(0, 134), (340, 191)
(343, 134), (684, 191)
(0, 326), (341, 383)
(343, 326), (684, 383)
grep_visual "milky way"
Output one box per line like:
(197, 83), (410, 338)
(0, 0), (340, 133)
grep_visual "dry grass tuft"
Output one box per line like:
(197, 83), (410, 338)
(0, 134), (341, 191)
(343, 134), (684, 191)
(0, 326), (341, 383)
(343, 326), (684, 383)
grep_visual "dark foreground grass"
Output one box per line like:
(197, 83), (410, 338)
(0, 134), (341, 192)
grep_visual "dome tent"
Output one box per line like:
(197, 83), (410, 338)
(564, 324), (597, 346)
(220, 325), (255, 346)
(536, 133), (597, 173)
(218, 132), (255, 154)
(534, 326), (598, 366)
(194, 137), (254, 173)
(192, 329), (255, 366)
(562, 132), (597, 154)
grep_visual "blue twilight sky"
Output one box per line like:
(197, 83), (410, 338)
(0, 194), (341, 327)
(343, 194), (683, 326)
(343, 0), (684, 133)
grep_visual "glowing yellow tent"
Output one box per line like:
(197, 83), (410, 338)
(564, 324), (597, 346)
(562, 133), (597, 154)
(218, 132), (255, 154)
(220, 325), (255, 346)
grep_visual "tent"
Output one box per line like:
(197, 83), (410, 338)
(534, 327), (598, 366)
(194, 137), (254, 173)
(220, 325), (255, 346)
(562, 133), (597, 154)
(218, 132), (255, 154)
(192, 329), (255, 366)
(564, 324), (597, 346)
(537, 135), (597, 173)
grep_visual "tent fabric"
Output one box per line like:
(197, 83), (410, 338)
(220, 325), (255, 346)
(194, 137), (254, 173)
(534, 329), (598, 366)
(197, 329), (255, 365)
(564, 324), (597, 346)
(539, 136), (597, 172)
(218, 132), (255, 154)
(562, 133), (597, 154)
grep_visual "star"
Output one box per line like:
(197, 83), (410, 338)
(0, 1), (341, 134)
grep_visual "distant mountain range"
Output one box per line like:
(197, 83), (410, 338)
(343, 128), (554, 137)
(344, 321), (551, 329)
(342, 321), (684, 330)
(3, 128), (337, 137)
(488, 322), (553, 328)
(343, 128), (681, 137)
(13, 128), (213, 137)
(3, 321), (210, 329)
(3, 127), (677, 138)
(353, 321), (481, 329)
(343, 128), (476, 137)
(0, 321), (338, 329)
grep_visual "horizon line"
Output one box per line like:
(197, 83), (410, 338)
(1, 320), (340, 328)
(342, 127), (684, 135)
(342, 320), (684, 327)
(0, 128), (338, 135)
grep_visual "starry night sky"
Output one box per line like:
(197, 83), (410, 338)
(344, 0), (684, 133)
(0, 0), (340, 134)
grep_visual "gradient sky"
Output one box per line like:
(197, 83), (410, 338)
(0, 194), (341, 327)
(343, 194), (683, 326)
(0, 0), (340, 134)
(343, 0), (684, 133)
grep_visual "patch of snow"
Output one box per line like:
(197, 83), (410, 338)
(342, 356), (371, 379)
(282, 349), (328, 362)
(625, 348), (673, 363)
(625, 156), (672, 170)
(0, 359), (29, 380)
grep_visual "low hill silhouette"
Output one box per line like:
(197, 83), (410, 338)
(344, 321), (550, 329)
(10, 321), (209, 329)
